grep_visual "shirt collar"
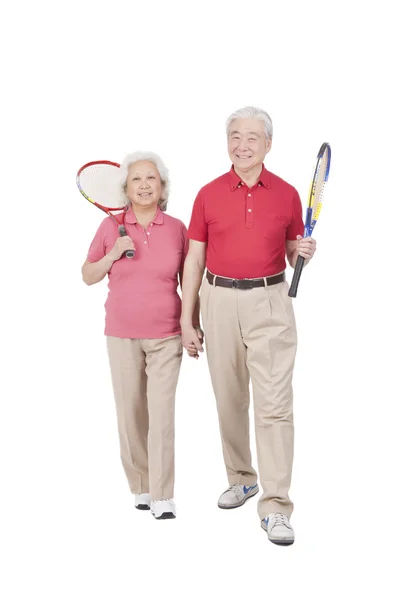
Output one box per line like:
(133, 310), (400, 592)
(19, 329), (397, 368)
(125, 206), (164, 225)
(229, 164), (271, 190)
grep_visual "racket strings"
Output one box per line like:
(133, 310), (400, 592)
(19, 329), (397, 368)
(78, 163), (127, 209)
(310, 151), (329, 221)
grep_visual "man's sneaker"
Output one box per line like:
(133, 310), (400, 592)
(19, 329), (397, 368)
(218, 483), (259, 509)
(261, 513), (295, 545)
(150, 499), (176, 520)
(134, 493), (151, 510)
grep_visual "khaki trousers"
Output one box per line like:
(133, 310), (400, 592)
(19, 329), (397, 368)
(200, 276), (297, 519)
(106, 335), (183, 501)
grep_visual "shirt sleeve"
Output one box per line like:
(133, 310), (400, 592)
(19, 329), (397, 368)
(187, 189), (208, 242)
(286, 189), (304, 240)
(87, 219), (108, 262)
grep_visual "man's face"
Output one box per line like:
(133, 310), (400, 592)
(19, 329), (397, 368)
(228, 118), (271, 172)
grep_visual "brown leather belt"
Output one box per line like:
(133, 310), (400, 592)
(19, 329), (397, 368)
(206, 269), (285, 290)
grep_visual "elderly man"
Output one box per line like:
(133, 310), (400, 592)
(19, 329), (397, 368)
(181, 106), (316, 545)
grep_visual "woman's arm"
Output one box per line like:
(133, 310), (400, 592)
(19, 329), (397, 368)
(82, 236), (135, 285)
(81, 255), (115, 286)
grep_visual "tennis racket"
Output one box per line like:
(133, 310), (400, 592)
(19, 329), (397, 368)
(288, 142), (331, 298)
(76, 160), (135, 258)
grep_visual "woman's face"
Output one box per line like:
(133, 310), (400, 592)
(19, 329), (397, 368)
(125, 160), (164, 209)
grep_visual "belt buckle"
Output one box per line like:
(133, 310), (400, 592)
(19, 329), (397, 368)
(234, 278), (253, 290)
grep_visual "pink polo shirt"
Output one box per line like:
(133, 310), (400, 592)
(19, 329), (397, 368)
(87, 207), (188, 339)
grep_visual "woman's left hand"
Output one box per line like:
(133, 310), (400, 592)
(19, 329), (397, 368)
(185, 326), (204, 359)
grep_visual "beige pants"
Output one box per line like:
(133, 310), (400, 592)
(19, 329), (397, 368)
(106, 335), (183, 501)
(200, 276), (297, 519)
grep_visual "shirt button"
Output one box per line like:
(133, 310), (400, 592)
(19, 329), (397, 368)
(144, 241), (147, 244)
(151, 223), (153, 226)
(147, 232), (150, 235)
(248, 208), (252, 212)
(258, 183), (261, 187)
(248, 193), (251, 197)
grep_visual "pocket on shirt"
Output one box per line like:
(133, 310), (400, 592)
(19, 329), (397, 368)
(263, 215), (287, 244)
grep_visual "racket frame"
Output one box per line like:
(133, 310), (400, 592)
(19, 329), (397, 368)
(288, 143), (331, 298)
(304, 142), (331, 237)
(76, 160), (134, 258)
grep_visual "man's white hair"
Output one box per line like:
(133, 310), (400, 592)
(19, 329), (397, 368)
(119, 151), (170, 211)
(226, 106), (273, 140)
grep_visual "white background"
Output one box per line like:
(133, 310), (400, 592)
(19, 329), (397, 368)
(1, 0), (399, 598)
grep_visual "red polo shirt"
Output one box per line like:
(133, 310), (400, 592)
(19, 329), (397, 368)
(187, 165), (304, 279)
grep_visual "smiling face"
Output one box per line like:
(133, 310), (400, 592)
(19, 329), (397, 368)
(228, 118), (272, 173)
(125, 160), (164, 209)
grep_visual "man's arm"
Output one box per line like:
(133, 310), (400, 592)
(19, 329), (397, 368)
(286, 236), (317, 268)
(180, 240), (207, 356)
(179, 271), (201, 327)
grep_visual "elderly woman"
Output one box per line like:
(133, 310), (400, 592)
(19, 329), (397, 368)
(82, 152), (201, 520)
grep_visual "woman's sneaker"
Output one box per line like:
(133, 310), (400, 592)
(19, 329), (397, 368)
(218, 484), (259, 509)
(134, 493), (151, 510)
(150, 499), (176, 519)
(261, 513), (295, 545)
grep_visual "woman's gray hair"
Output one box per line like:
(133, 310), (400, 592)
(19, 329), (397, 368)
(119, 151), (170, 211)
(226, 106), (273, 140)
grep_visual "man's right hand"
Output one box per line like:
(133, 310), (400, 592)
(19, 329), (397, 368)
(181, 324), (204, 359)
(108, 236), (136, 261)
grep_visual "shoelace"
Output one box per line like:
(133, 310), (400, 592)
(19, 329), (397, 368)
(271, 513), (289, 527)
(227, 484), (243, 499)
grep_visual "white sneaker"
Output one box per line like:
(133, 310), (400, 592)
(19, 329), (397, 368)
(261, 512), (295, 545)
(218, 483), (259, 509)
(135, 493), (151, 510)
(150, 499), (176, 520)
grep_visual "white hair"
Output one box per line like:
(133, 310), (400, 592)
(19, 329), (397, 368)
(119, 151), (170, 211)
(226, 106), (273, 140)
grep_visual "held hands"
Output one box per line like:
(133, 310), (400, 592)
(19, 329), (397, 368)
(296, 235), (316, 262)
(182, 324), (204, 359)
(108, 236), (136, 261)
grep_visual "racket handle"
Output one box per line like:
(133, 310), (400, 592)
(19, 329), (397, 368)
(288, 255), (305, 298)
(118, 225), (135, 259)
